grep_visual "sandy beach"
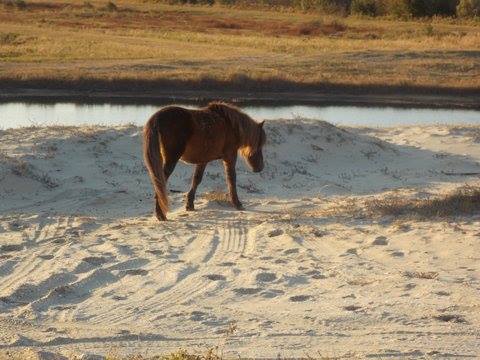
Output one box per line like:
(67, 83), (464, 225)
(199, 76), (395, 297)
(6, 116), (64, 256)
(0, 120), (479, 358)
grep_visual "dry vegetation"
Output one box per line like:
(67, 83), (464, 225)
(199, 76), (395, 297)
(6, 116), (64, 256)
(0, 0), (479, 94)
(309, 185), (480, 219)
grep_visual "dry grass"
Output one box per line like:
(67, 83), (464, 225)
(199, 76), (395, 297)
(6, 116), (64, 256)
(309, 186), (480, 220)
(203, 190), (231, 205)
(366, 186), (480, 218)
(0, 0), (479, 92)
(404, 270), (439, 279)
(0, 150), (59, 188)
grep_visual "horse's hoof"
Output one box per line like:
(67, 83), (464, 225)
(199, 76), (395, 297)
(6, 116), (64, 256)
(234, 203), (244, 211)
(155, 212), (167, 221)
(186, 205), (195, 211)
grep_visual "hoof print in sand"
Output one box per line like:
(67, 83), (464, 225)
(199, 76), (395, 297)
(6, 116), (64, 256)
(344, 248), (358, 256)
(268, 229), (284, 237)
(218, 261), (236, 267)
(123, 269), (148, 276)
(1, 244), (24, 252)
(82, 256), (108, 266)
(306, 269), (326, 279)
(289, 295), (312, 302)
(204, 274), (226, 281)
(372, 236), (389, 246)
(256, 272), (277, 282)
(233, 287), (262, 295)
(344, 305), (362, 312)
(283, 248), (299, 255)
(260, 289), (284, 298)
(434, 314), (466, 323)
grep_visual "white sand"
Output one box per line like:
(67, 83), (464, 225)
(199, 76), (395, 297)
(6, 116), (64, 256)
(0, 120), (479, 358)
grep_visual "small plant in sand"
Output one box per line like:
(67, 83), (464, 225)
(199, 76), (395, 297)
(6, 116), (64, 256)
(203, 190), (230, 205)
(105, 1), (118, 11)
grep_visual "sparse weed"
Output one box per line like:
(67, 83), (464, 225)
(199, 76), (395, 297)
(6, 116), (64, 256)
(203, 190), (230, 205)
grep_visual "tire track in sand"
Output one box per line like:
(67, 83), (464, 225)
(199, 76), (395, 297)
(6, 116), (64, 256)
(91, 217), (250, 325)
(0, 216), (73, 298)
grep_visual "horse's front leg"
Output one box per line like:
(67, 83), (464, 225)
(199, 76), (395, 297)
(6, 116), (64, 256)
(186, 163), (207, 211)
(223, 157), (243, 210)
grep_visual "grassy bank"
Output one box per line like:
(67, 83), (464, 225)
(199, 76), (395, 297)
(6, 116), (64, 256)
(0, 0), (479, 97)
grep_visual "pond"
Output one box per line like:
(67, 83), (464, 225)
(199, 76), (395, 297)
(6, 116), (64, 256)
(1, 102), (479, 129)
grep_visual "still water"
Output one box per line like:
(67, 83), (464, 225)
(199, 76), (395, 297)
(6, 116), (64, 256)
(0, 102), (479, 128)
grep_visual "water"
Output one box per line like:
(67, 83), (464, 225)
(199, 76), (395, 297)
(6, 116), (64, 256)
(0, 102), (479, 129)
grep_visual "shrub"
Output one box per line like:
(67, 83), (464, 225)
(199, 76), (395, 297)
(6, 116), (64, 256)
(2, 0), (27, 9)
(0, 32), (19, 44)
(457, 0), (480, 16)
(290, 0), (350, 14)
(106, 1), (117, 11)
(385, 0), (457, 18)
(350, 0), (380, 16)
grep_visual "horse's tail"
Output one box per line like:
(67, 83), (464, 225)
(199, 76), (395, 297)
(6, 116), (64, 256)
(143, 117), (168, 221)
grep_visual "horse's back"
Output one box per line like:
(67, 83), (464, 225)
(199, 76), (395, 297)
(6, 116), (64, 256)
(149, 106), (193, 130)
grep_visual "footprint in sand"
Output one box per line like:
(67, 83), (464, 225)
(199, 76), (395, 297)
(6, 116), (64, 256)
(390, 250), (405, 257)
(218, 261), (236, 267)
(256, 272), (277, 282)
(204, 274), (226, 281)
(268, 229), (284, 237)
(343, 248), (359, 256)
(82, 256), (108, 266)
(1, 244), (24, 252)
(261, 289), (284, 298)
(372, 236), (389, 246)
(306, 269), (326, 279)
(39, 254), (54, 260)
(284, 248), (299, 255)
(123, 269), (148, 276)
(146, 249), (164, 255)
(435, 291), (450, 297)
(233, 287), (262, 295)
(434, 314), (466, 323)
(344, 305), (362, 311)
(289, 295), (312, 302)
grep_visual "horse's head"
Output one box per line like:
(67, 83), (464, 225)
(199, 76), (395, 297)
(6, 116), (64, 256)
(243, 120), (266, 173)
(207, 102), (266, 173)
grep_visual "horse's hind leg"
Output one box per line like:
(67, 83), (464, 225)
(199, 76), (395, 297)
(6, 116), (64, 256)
(155, 194), (167, 221)
(152, 131), (185, 220)
(186, 163), (207, 211)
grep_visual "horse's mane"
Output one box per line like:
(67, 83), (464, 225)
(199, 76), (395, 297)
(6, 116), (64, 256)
(207, 102), (264, 157)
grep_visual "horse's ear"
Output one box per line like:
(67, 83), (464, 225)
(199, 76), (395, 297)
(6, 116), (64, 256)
(259, 120), (265, 127)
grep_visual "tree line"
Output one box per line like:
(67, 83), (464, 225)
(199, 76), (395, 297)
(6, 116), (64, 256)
(160, 0), (480, 18)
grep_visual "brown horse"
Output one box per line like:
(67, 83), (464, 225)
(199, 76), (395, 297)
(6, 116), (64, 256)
(143, 102), (266, 221)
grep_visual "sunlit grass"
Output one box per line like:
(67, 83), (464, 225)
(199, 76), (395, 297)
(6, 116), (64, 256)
(0, 0), (479, 90)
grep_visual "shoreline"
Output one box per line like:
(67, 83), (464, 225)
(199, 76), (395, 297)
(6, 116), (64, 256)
(1, 88), (479, 110)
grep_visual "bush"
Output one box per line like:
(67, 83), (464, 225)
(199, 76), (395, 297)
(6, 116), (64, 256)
(2, 0), (27, 9)
(350, 0), (380, 16)
(106, 1), (117, 11)
(297, 0), (351, 14)
(457, 0), (480, 16)
(385, 0), (457, 18)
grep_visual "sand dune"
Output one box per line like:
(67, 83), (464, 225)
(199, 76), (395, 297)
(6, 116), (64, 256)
(0, 120), (479, 358)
